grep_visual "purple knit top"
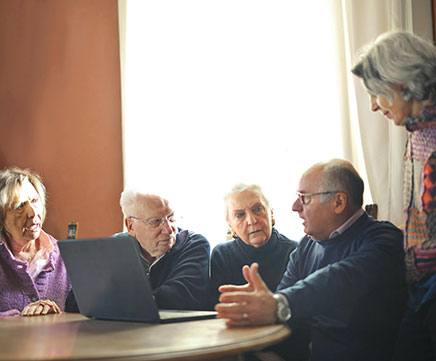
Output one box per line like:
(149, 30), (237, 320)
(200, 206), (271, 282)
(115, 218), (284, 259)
(0, 233), (71, 317)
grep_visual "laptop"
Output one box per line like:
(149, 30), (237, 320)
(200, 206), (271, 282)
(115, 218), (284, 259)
(58, 235), (216, 323)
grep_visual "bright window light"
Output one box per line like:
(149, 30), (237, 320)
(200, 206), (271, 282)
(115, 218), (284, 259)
(124, 1), (345, 247)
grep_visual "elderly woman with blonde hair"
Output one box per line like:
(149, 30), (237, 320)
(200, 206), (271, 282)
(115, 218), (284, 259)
(0, 167), (71, 317)
(352, 30), (436, 361)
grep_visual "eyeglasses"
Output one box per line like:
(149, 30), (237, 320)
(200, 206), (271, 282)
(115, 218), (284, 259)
(296, 191), (340, 205)
(129, 215), (176, 229)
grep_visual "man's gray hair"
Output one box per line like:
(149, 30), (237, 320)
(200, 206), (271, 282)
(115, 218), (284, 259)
(352, 31), (436, 103)
(318, 160), (364, 209)
(120, 188), (140, 218)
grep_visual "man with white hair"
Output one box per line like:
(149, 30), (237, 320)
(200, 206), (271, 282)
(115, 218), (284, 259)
(114, 189), (210, 310)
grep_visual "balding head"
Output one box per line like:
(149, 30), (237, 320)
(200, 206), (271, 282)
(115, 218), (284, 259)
(318, 159), (364, 211)
(302, 159), (363, 209)
(293, 159), (364, 240)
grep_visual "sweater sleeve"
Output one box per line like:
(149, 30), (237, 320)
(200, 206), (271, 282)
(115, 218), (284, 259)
(153, 233), (210, 310)
(0, 309), (20, 317)
(277, 242), (302, 291)
(278, 223), (405, 320)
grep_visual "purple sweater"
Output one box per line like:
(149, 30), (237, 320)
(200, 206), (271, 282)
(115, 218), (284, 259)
(0, 234), (71, 317)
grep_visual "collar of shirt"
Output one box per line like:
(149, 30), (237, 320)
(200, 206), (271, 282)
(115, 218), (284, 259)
(329, 208), (365, 239)
(27, 230), (54, 279)
(139, 250), (167, 276)
(308, 208), (364, 242)
(1, 230), (54, 279)
(150, 253), (166, 268)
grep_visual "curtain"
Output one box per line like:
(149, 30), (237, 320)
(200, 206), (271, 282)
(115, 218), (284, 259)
(344, 0), (408, 226)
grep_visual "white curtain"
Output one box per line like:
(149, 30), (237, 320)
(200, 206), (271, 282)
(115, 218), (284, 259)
(119, 0), (407, 246)
(344, 0), (408, 227)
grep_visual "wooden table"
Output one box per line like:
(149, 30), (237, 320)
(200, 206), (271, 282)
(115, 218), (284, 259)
(0, 313), (290, 361)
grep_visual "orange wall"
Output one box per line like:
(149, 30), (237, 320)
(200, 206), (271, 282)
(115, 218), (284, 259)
(0, 0), (124, 239)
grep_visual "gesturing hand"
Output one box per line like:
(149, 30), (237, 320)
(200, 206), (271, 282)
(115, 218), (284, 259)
(218, 264), (255, 294)
(215, 263), (278, 327)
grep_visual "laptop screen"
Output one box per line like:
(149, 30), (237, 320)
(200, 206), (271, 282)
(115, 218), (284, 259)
(59, 235), (216, 323)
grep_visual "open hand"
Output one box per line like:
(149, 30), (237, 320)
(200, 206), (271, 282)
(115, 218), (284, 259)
(215, 263), (277, 327)
(218, 265), (255, 293)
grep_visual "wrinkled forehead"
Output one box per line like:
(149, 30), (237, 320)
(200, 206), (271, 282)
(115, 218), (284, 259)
(227, 189), (267, 210)
(135, 194), (173, 219)
(8, 179), (39, 208)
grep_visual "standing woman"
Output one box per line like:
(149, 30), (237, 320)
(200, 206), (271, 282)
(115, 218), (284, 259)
(0, 167), (71, 317)
(352, 31), (436, 360)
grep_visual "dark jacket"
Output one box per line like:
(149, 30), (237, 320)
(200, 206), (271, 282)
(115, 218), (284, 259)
(115, 229), (210, 310)
(277, 212), (407, 361)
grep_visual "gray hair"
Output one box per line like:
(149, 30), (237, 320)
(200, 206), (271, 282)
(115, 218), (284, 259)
(352, 31), (436, 103)
(120, 189), (140, 218)
(0, 167), (47, 229)
(224, 183), (271, 221)
(318, 160), (364, 209)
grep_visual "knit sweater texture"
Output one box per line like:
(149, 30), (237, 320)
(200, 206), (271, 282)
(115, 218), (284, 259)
(404, 105), (436, 288)
(0, 233), (71, 317)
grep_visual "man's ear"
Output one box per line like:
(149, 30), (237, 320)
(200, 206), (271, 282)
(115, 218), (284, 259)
(125, 217), (135, 237)
(334, 192), (347, 214)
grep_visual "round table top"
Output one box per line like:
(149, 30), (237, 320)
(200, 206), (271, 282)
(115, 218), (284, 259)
(0, 313), (291, 361)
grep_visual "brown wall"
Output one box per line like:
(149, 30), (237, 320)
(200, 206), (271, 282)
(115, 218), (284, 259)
(0, 0), (124, 239)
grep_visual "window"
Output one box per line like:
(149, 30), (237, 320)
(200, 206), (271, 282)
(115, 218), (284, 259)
(123, 1), (349, 246)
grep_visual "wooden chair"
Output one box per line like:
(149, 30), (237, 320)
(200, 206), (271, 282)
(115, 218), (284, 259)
(365, 204), (378, 219)
(67, 222), (79, 239)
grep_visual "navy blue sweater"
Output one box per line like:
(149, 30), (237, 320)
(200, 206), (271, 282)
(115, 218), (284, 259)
(210, 228), (297, 307)
(115, 229), (210, 310)
(277, 212), (406, 361)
